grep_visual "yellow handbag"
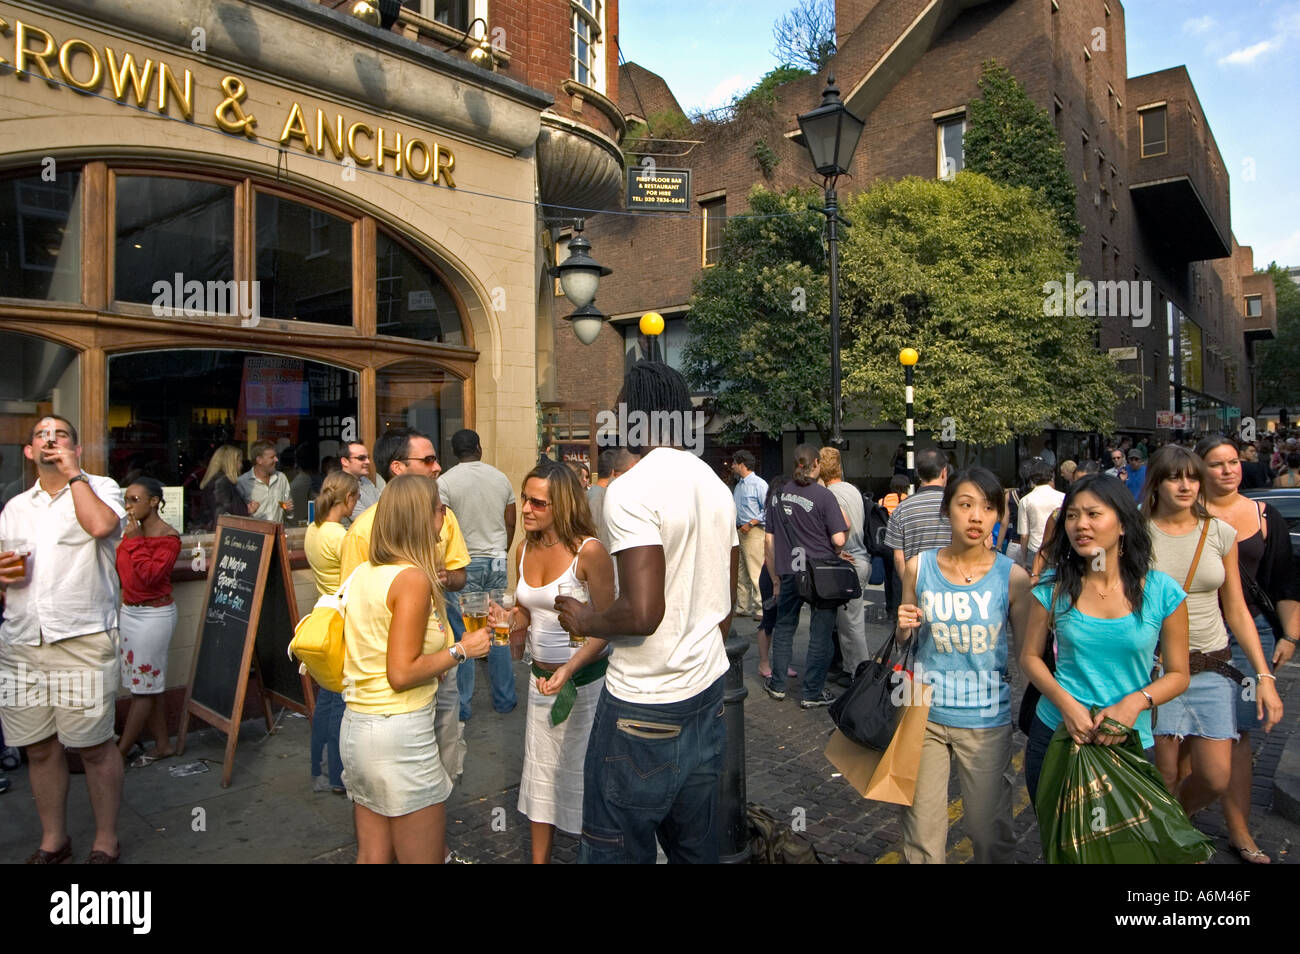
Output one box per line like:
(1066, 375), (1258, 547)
(288, 567), (360, 694)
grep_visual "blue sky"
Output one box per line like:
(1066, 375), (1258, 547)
(617, 0), (1300, 269)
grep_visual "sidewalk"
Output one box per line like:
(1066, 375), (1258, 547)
(3, 585), (1298, 863)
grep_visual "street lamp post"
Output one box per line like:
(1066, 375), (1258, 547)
(550, 218), (612, 344)
(900, 348), (918, 494)
(798, 76), (865, 452)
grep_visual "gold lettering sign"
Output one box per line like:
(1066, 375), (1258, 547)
(2, 15), (457, 187)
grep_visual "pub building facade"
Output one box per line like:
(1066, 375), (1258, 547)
(0, 0), (623, 710)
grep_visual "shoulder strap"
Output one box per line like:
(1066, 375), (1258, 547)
(334, 564), (366, 608)
(1183, 518), (1211, 590)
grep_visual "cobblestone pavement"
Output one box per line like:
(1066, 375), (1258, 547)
(3, 590), (1296, 864)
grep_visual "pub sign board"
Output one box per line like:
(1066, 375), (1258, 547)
(626, 168), (691, 212)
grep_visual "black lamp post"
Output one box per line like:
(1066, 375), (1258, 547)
(550, 219), (612, 344)
(798, 76), (865, 451)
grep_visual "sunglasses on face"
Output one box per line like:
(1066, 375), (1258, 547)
(403, 456), (438, 467)
(522, 495), (550, 511)
(345, 454), (369, 462)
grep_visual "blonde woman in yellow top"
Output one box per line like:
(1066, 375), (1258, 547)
(304, 471), (359, 795)
(340, 474), (490, 863)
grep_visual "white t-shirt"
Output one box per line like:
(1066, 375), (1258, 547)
(601, 447), (738, 704)
(437, 460), (516, 559)
(1018, 483), (1065, 554)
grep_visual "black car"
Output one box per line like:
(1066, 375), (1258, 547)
(1242, 488), (1300, 559)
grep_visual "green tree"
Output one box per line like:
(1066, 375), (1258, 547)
(838, 174), (1125, 447)
(1255, 263), (1300, 408)
(964, 61), (1081, 247)
(682, 187), (832, 442)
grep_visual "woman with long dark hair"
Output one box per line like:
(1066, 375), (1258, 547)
(1141, 446), (1282, 824)
(1195, 436), (1299, 863)
(1019, 474), (1190, 803)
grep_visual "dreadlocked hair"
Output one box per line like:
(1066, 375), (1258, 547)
(620, 361), (692, 432)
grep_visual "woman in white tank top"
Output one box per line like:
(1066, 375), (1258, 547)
(510, 462), (616, 863)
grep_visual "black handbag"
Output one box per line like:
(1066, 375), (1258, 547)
(829, 631), (915, 749)
(774, 488), (861, 608)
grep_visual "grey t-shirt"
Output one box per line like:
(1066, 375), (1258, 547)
(827, 481), (867, 559)
(437, 460), (516, 558)
(1149, 517), (1234, 653)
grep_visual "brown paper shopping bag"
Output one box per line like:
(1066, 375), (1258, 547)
(825, 683), (931, 806)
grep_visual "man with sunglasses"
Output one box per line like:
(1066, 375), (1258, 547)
(0, 415), (127, 863)
(339, 442), (379, 523)
(338, 428), (475, 861)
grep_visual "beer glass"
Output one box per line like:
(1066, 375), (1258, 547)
(489, 590), (514, 646)
(557, 580), (589, 648)
(460, 591), (490, 635)
(1, 539), (30, 578)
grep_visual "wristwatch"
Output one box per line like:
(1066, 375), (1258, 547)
(67, 474), (89, 488)
(448, 644), (467, 665)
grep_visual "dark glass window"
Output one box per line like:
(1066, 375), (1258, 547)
(702, 198), (725, 267)
(376, 361), (465, 466)
(114, 176), (234, 305)
(0, 171), (82, 301)
(256, 193), (353, 326)
(1140, 107), (1167, 157)
(108, 350), (357, 532)
(376, 231), (463, 343)
(0, 332), (80, 504)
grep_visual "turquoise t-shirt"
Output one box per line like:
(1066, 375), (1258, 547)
(914, 549), (1014, 728)
(1031, 570), (1186, 749)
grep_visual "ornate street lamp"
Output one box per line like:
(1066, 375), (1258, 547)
(551, 219), (612, 344)
(798, 76), (865, 451)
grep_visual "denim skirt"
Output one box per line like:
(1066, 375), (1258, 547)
(340, 700), (453, 817)
(1229, 611), (1275, 733)
(1153, 669), (1238, 741)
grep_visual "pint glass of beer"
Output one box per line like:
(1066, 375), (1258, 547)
(557, 581), (589, 648)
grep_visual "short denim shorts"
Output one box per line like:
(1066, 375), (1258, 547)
(340, 700), (452, 817)
(1153, 668), (1238, 741)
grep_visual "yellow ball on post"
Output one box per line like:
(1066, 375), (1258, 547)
(639, 312), (665, 336)
(899, 348), (919, 366)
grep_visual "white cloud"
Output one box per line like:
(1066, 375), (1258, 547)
(1218, 38), (1281, 65)
(698, 74), (750, 110)
(1182, 15), (1215, 34)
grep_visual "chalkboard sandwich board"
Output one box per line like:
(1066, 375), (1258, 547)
(177, 516), (310, 787)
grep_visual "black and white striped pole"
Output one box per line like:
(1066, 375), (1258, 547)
(900, 348), (918, 494)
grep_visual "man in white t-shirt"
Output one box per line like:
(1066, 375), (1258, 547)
(437, 429), (518, 717)
(556, 363), (738, 864)
(1018, 459), (1065, 570)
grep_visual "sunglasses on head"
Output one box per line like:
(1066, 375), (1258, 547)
(522, 495), (550, 510)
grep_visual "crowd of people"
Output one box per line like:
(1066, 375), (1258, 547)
(2, 394), (1297, 864)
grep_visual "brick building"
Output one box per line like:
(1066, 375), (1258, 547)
(559, 0), (1275, 484)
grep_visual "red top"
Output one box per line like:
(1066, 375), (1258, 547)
(117, 534), (182, 605)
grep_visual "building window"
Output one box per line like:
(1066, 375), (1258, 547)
(937, 117), (966, 179)
(1139, 106), (1167, 158)
(107, 350), (359, 532)
(0, 171), (83, 302)
(376, 362), (465, 467)
(401, 0), (470, 30)
(0, 332), (80, 505)
(1245, 294), (1263, 318)
(1180, 316), (1203, 392)
(571, 0), (603, 91)
(114, 176), (235, 306)
(376, 231), (464, 343)
(701, 196), (726, 267)
(256, 193), (353, 326)
(622, 315), (689, 378)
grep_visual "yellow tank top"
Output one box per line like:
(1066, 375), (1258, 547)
(343, 562), (450, 714)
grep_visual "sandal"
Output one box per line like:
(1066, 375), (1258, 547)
(758, 667), (773, 679)
(130, 753), (175, 768)
(26, 838), (72, 864)
(86, 848), (120, 864)
(1229, 842), (1271, 864)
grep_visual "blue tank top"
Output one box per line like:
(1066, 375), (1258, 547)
(913, 549), (1014, 728)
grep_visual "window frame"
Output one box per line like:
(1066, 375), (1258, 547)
(1245, 294), (1263, 318)
(570, 0), (604, 91)
(1139, 105), (1168, 158)
(700, 196), (726, 268)
(935, 114), (967, 180)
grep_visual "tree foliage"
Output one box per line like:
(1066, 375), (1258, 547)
(838, 174), (1124, 447)
(964, 60), (1082, 247)
(771, 0), (837, 73)
(682, 188), (832, 442)
(1255, 263), (1300, 409)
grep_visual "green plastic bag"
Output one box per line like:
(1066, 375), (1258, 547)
(1035, 721), (1215, 864)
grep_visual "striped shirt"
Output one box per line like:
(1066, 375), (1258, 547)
(883, 485), (951, 561)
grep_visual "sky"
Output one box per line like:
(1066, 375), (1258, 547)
(616, 0), (1300, 269)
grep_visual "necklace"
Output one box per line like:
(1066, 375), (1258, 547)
(1092, 577), (1121, 599)
(946, 552), (990, 584)
(535, 535), (562, 549)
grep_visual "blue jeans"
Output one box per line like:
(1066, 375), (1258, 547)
(455, 556), (516, 718)
(578, 676), (726, 864)
(310, 688), (345, 788)
(769, 574), (837, 700)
